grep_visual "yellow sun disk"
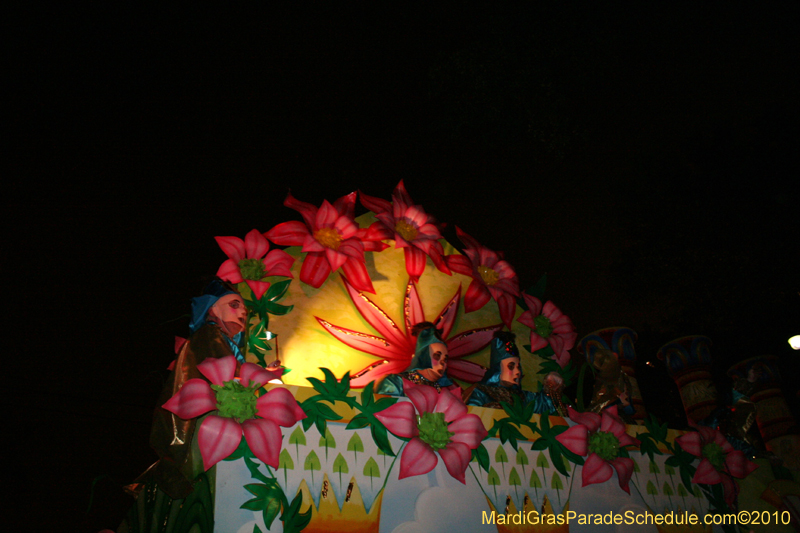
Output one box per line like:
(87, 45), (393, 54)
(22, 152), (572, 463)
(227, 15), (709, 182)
(314, 227), (343, 250)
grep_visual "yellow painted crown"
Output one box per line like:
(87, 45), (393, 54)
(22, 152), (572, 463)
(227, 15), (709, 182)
(295, 474), (383, 533)
(485, 493), (570, 533)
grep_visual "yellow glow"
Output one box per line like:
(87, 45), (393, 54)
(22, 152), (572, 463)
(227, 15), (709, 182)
(789, 335), (800, 350)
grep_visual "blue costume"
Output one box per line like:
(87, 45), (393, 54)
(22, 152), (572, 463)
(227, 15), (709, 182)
(375, 326), (459, 396)
(466, 332), (556, 414)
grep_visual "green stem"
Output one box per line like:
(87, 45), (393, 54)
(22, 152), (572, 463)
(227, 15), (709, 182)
(377, 441), (406, 496)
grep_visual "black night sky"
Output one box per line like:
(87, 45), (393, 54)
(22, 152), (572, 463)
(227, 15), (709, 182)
(6, 4), (800, 531)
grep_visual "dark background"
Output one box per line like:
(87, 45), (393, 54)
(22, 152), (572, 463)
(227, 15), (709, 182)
(5, 3), (799, 531)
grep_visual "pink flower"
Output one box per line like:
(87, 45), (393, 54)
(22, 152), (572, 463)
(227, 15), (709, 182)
(556, 406), (640, 493)
(215, 229), (295, 300)
(675, 426), (758, 506)
(517, 293), (577, 367)
(445, 227), (520, 328)
(265, 192), (377, 293)
(360, 180), (451, 281)
(162, 355), (304, 471)
(374, 387), (487, 483)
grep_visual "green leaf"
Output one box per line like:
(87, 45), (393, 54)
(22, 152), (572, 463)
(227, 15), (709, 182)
(280, 492), (312, 533)
(347, 433), (364, 453)
(289, 426), (306, 446)
(263, 301), (293, 316)
(333, 453), (349, 474)
(346, 414), (370, 430)
(509, 467), (521, 486)
(278, 449), (294, 470)
(495, 446), (509, 463)
(265, 279), (292, 302)
(319, 428), (336, 449)
(370, 423), (396, 457)
(304, 450), (321, 471)
(226, 436), (254, 461)
(531, 438), (549, 451)
(549, 447), (569, 477)
(363, 457), (380, 478)
(473, 444), (490, 473)
(515, 448), (529, 466)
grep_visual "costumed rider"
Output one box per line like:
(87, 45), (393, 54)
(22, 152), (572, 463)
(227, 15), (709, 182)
(587, 348), (635, 421)
(375, 322), (461, 396)
(465, 331), (557, 414)
(141, 279), (252, 499)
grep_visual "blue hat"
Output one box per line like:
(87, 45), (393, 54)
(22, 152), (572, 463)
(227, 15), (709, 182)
(189, 279), (239, 332)
(406, 325), (444, 372)
(481, 331), (522, 385)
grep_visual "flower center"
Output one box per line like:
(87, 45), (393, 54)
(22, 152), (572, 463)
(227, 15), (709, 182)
(314, 227), (343, 250)
(238, 258), (267, 281)
(533, 314), (553, 338)
(394, 219), (419, 242)
(588, 431), (620, 462)
(702, 442), (726, 470)
(211, 379), (259, 422)
(478, 265), (499, 286)
(417, 412), (453, 450)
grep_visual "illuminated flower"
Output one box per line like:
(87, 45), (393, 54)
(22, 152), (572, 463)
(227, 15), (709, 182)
(675, 426), (757, 505)
(556, 406), (640, 493)
(215, 229), (295, 300)
(360, 180), (451, 281)
(317, 277), (501, 387)
(265, 192), (376, 293)
(374, 387), (487, 483)
(517, 293), (577, 367)
(446, 227), (520, 328)
(162, 355), (304, 470)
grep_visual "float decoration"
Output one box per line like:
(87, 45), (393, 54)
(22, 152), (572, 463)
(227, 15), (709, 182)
(517, 293), (577, 369)
(446, 226), (520, 328)
(216, 229), (295, 300)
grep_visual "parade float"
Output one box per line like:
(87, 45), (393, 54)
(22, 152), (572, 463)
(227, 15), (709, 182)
(121, 182), (800, 533)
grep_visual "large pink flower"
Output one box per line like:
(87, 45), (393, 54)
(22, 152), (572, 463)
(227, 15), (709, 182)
(556, 405), (640, 493)
(374, 387), (487, 483)
(162, 355), (304, 471)
(360, 180), (451, 281)
(265, 192), (378, 293)
(215, 229), (295, 300)
(317, 276), (501, 387)
(446, 227), (520, 328)
(675, 426), (757, 506)
(517, 293), (577, 367)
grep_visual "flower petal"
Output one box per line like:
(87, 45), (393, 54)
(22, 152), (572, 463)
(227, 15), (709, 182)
(555, 424), (588, 456)
(242, 418), (282, 469)
(463, 279), (491, 313)
(404, 246), (427, 281)
(162, 378), (217, 419)
(725, 450), (758, 478)
(359, 190), (392, 214)
(692, 458), (723, 485)
(529, 331), (549, 353)
(600, 408), (627, 438)
(262, 249), (295, 278)
(434, 388), (467, 423)
(217, 258), (244, 284)
(265, 221), (308, 247)
(333, 191), (357, 219)
(299, 251), (332, 288)
(246, 280), (271, 301)
(240, 362), (281, 388)
(315, 200), (339, 229)
(521, 293), (543, 317)
(448, 414), (488, 449)
(407, 385), (440, 415)
(439, 441), (471, 484)
(215, 236), (246, 262)
(675, 431), (703, 457)
(567, 407), (601, 432)
(325, 247), (348, 273)
(447, 324), (502, 358)
(197, 355), (238, 386)
(610, 457), (634, 494)
(494, 292), (516, 329)
(398, 437), (438, 479)
(341, 258), (375, 294)
(197, 415), (243, 471)
(374, 400), (418, 439)
(284, 192), (318, 228)
(445, 254), (473, 276)
(244, 229), (269, 259)
(256, 387), (306, 427)
(582, 452), (614, 487)
(447, 359), (488, 383)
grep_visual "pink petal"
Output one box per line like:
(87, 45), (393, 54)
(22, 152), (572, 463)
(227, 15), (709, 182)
(359, 190), (392, 214)
(675, 431), (703, 457)
(333, 216), (359, 240)
(555, 425), (588, 456)
(610, 457), (634, 493)
(262, 249), (295, 278)
(215, 236), (246, 262)
(529, 332), (549, 353)
(618, 432), (640, 448)
(240, 362), (281, 388)
(374, 401), (418, 439)
(393, 180), (414, 208)
(341, 277), (408, 347)
(244, 229), (269, 259)
(404, 280), (426, 332)
(265, 221), (309, 247)
(174, 336), (187, 354)
(302, 232), (326, 253)
(448, 414), (488, 448)
(197, 415), (243, 470)
(217, 258), (244, 284)
(445, 254), (473, 276)
(299, 251), (332, 288)
(364, 240), (390, 252)
(446, 325), (502, 359)
(404, 205), (429, 227)
(434, 388), (467, 423)
(162, 378), (217, 419)
(242, 418), (282, 469)
(543, 300), (564, 322)
(521, 293), (543, 316)
(404, 246), (426, 281)
(416, 222), (441, 240)
(350, 359), (409, 389)
(454, 226), (483, 252)
(428, 242), (451, 276)
(447, 359), (488, 383)
(399, 438), (438, 479)
(284, 192), (318, 229)
(315, 316), (409, 360)
(463, 279), (491, 313)
(315, 200), (339, 229)
(337, 238), (364, 260)
(721, 473), (738, 506)
(582, 452), (614, 487)
(567, 407), (601, 432)
(439, 441), (471, 484)
(725, 450), (758, 478)
(359, 221), (394, 242)
(554, 349), (571, 368)
(407, 385), (440, 415)
(494, 292), (516, 329)
(325, 247), (348, 272)
(256, 388), (307, 427)
(692, 458), (723, 485)
(434, 285), (462, 340)
(333, 191), (357, 219)
(600, 409), (627, 438)
(341, 258), (375, 294)
(197, 355), (238, 386)
(246, 280), (271, 300)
